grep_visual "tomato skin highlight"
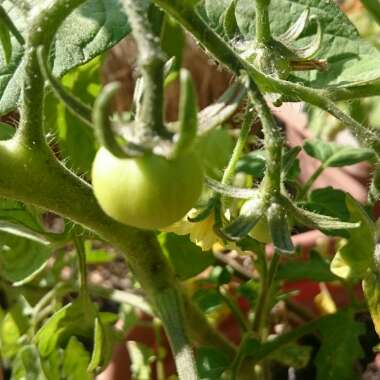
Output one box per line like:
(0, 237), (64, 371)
(91, 148), (204, 230)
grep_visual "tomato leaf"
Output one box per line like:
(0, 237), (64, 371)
(44, 57), (102, 174)
(159, 233), (215, 280)
(315, 311), (364, 380)
(277, 250), (338, 282)
(232, 0), (380, 88)
(196, 347), (230, 380)
(269, 342), (312, 369)
(35, 298), (96, 357)
(0, 0), (132, 115)
(0, 303), (30, 360)
(0, 231), (52, 285)
(363, 268), (380, 338)
(62, 337), (92, 380)
(304, 139), (375, 168)
(330, 195), (375, 280)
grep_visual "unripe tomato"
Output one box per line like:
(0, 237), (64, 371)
(194, 127), (233, 179)
(92, 148), (204, 230)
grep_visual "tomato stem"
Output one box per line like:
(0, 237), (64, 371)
(122, 0), (167, 137)
(255, 0), (272, 45)
(171, 69), (198, 158)
(36, 46), (92, 127)
(17, 0), (87, 148)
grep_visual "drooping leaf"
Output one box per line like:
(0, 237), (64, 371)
(236, 150), (267, 178)
(315, 311), (364, 380)
(330, 194), (375, 280)
(0, 0), (131, 115)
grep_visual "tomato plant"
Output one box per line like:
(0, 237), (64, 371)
(0, 0), (380, 380)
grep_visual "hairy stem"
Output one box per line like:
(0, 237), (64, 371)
(18, 0), (87, 148)
(122, 0), (167, 137)
(255, 0), (271, 44)
(222, 102), (255, 185)
(152, 0), (380, 155)
(298, 164), (325, 200)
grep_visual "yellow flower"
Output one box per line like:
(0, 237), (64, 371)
(161, 209), (235, 251)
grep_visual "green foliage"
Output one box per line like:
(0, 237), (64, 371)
(315, 311), (364, 380)
(44, 57), (102, 174)
(35, 298), (96, 357)
(331, 194), (375, 280)
(159, 232), (215, 280)
(303, 139), (375, 168)
(230, 0), (380, 87)
(0, 0), (380, 379)
(196, 347), (230, 380)
(277, 250), (337, 282)
(0, 0), (131, 115)
(0, 231), (51, 285)
(363, 269), (380, 337)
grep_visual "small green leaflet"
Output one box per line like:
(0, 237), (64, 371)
(0, 0), (131, 115)
(303, 139), (375, 168)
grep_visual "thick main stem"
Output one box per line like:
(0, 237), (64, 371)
(1, 0), (236, 371)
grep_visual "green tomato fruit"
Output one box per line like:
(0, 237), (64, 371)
(195, 127), (233, 179)
(92, 148), (204, 230)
